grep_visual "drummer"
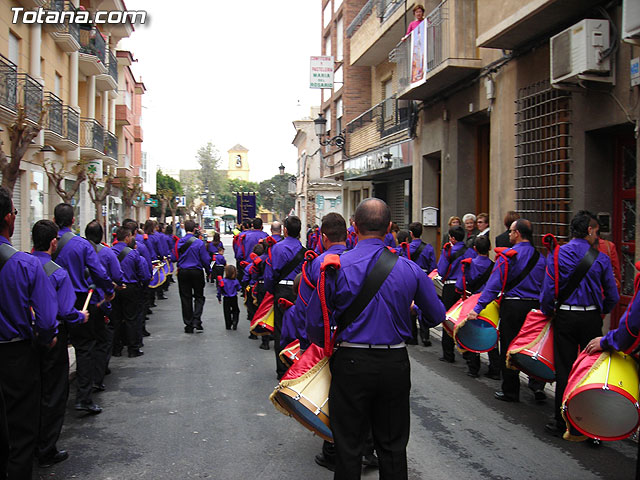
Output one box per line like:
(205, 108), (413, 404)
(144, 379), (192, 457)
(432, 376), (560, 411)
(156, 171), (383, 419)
(465, 219), (546, 403)
(541, 211), (619, 437)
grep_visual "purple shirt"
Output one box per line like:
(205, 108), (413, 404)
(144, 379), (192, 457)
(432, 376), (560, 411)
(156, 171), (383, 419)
(474, 241), (545, 314)
(0, 237), (58, 344)
(214, 253), (226, 266)
(455, 255), (493, 294)
(153, 231), (170, 258)
(264, 236), (304, 293)
(217, 278), (242, 300)
(112, 242), (150, 284)
(346, 225), (357, 250)
(601, 291), (640, 352)
(383, 232), (396, 247)
(55, 227), (113, 299)
(437, 242), (477, 281)
(242, 230), (268, 261)
(539, 238), (619, 315)
(90, 242), (123, 307)
(280, 304), (298, 347)
(171, 233), (211, 273)
(402, 238), (436, 272)
(32, 251), (84, 325)
(305, 238), (445, 346)
(135, 233), (153, 267)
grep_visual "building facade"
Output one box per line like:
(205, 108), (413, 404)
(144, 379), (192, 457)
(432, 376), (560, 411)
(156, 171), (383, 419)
(226, 144), (250, 181)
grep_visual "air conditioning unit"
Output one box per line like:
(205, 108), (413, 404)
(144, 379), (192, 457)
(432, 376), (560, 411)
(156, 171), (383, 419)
(623, 0), (640, 45)
(550, 19), (611, 85)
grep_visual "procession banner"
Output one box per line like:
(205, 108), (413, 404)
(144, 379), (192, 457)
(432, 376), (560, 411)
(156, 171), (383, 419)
(236, 192), (256, 223)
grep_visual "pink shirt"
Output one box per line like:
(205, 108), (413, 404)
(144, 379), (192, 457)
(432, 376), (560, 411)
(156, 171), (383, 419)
(406, 19), (423, 35)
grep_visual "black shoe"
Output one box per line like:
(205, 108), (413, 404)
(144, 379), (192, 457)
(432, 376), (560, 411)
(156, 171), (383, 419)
(195, 325), (204, 333)
(157, 295), (167, 300)
(494, 391), (518, 403)
(362, 453), (379, 468)
(74, 402), (102, 414)
(105, 367), (111, 375)
(150, 303), (157, 308)
(92, 383), (105, 392)
(248, 333), (258, 339)
(422, 339), (432, 347)
(232, 324), (238, 330)
(112, 350), (122, 357)
(406, 338), (418, 345)
(259, 343), (270, 350)
(142, 329), (151, 337)
(128, 349), (144, 358)
(314, 454), (335, 472)
(146, 309), (153, 315)
(484, 372), (501, 380)
(185, 326), (194, 334)
(533, 389), (547, 404)
(438, 356), (455, 363)
(544, 422), (564, 437)
(467, 371), (479, 378)
(38, 450), (69, 468)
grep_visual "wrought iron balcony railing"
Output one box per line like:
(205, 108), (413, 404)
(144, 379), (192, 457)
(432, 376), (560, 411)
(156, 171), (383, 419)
(79, 25), (106, 63)
(0, 56), (17, 112)
(107, 50), (118, 83)
(44, 92), (63, 136)
(346, 95), (409, 137)
(45, 0), (80, 43)
(64, 105), (79, 144)
(80, 117), (104, 152)
(17, 73), (43, 123)
(104, 131), (117, 160)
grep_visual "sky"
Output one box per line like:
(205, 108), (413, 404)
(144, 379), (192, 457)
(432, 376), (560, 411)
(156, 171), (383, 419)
(119, 0), (322, 183)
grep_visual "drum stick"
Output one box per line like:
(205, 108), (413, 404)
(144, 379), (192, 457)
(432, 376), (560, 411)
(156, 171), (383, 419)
(83, 284), (96, 311)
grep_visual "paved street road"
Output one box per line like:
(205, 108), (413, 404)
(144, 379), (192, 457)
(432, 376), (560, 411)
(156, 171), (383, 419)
(38, 238), (637, 479)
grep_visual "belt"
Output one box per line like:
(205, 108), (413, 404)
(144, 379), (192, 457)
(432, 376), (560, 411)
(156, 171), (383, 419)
(559, 304), (597, 311)
(279, 280), (294, 285)
(258, 280), (264, 284)
(443, 280), (457, 285)
(338, 341), (406, 349)
(504, 297), (538, 301)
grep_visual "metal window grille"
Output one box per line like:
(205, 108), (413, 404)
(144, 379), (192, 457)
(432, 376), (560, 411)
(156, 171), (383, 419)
(515, 81), (572, 245)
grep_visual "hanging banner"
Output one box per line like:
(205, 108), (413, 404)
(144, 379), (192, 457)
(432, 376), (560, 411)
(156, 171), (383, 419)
(235, 192), (256, 224)
(410, 20), (427, 86)
(86, 159), (103, 179)
(310, 56), (334, 89)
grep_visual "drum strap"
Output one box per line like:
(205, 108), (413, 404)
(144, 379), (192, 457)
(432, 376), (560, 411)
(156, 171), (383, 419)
(43, 260), (62, 277)
(555, 247), (599, 308)
(117, 246), (133, 263)
(275, 247), (307, 284)
(0, 243), (18, 274)
(504, 249), (540, 293)
(52, 231), (74, 262)
(410, 241), (427, 262)
(178, 236), (197, 256)
(467, 260), (494, 293)
(335, 248), (398, 338)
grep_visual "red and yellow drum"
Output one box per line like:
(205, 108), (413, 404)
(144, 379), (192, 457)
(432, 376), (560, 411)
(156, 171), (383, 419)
(562, 350), (640, 441)
(428, 269), (443, 298)
(270, 344), (333, 442)
(279, 339), (301, 368)
(250, 292), (275, 336)
(443, 293), (500, 353)
(507, 310), (555, 383)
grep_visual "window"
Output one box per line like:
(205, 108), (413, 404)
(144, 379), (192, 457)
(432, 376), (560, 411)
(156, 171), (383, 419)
(515, 80), (572, 244)
(336, 17), (343, 62)
(383, 78), (393, 119)
(29, 170), (45, 231)
(324, 34), (331, 57)
(335, 98), (343, 133)
(236, 154), (242, 168)
(334, 0), (343, 12)
(323, 2), (331, 28)
(124, 80), (131, 109)
(334, 65), (343, 88)
(8, 31), (19, 66)
(324, 107), (331, 134)
(54, 73), (62, 97)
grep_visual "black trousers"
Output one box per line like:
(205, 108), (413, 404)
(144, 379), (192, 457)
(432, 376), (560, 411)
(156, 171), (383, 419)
(466, 347), (500, 376)
(0, 385), (8, 480)
(37, 323), (69, 458)
(91, 307), (109, 385)
(274, 284), (296, 378)
(178, 269), (206, 329)
(112, 284), (142, 352)
(499, 299), (540, 400)
(69, 296), (101, 405)
(330, 347), (410, 480)
(222, 296), (240, 329)
(0, 340), (39, 480)
(553, 309), (602, 427)
(440, 284), (461, 362)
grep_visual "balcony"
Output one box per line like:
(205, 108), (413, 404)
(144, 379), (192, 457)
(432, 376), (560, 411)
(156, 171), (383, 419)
(115, 103), (133, 126)
(43, 1), (80, 52)
(394, 0), (481, 101)
(118, 153), (131, 170)
(18, 0), (46, 7)
(344, 140), (413, 181)
(44, 93), (79, 150)
(133, 125), (143, 142)
(78, 26), (107, 77)
(477, 0), (604, 50)
(0, 57), (17, 124)
(346, 96), (411, 158)
(349, 0), (427, 67)
(104, 131), (118, 165)
(63, 105), (79, 147)
(79, 118), (104, 159)
(96, 50), (118, 93)
(17, 73), (43, 124)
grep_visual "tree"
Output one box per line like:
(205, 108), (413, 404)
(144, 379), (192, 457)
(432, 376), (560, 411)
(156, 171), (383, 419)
(119, 175), (142, 220)
(258, 173), (295, 221)
(217, 178), (261, 210)
(43, 159), (86, 205)
(196, 142), (222, 204)
(0, 104), (46, 193)
(153, 169), (182, 223)
(87, 172), (113, 240)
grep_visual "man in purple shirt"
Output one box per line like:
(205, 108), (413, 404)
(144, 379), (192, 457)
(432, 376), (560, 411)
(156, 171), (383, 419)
(171, 220), (211, 333)
(437, 225), (477, 362)
(305, 199), (445, 479)
(0, 187), (58, 479)
(466, 218), (546, 403)
(53, 203), (114, 415)
(270, 221), (283, 243)
(264, 215), (306, 379)
(32, 220), (89, 468)
(242, 218), (268, 262)
(540, 211), (619, 436)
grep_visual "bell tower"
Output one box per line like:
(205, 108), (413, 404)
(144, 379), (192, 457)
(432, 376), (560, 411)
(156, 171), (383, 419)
(227, 144), (250, 181)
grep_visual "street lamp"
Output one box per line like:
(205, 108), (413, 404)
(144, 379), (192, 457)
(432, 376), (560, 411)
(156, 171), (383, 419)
(314, 113), (345, 151)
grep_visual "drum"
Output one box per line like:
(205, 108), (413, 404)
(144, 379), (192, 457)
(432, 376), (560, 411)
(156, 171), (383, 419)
(250, 292), (275, 336)
(428, 269), (443, 297)
(506, 310), (555, 382)
(562, 350), (640, 441)
(167, 260), (175, 275)
(270, 344), (332, 442)
(442, 293), (500, 353)
(149, 262), (166, 289)
(162, 260), (170, 276)
(279, 339), (301, 368)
